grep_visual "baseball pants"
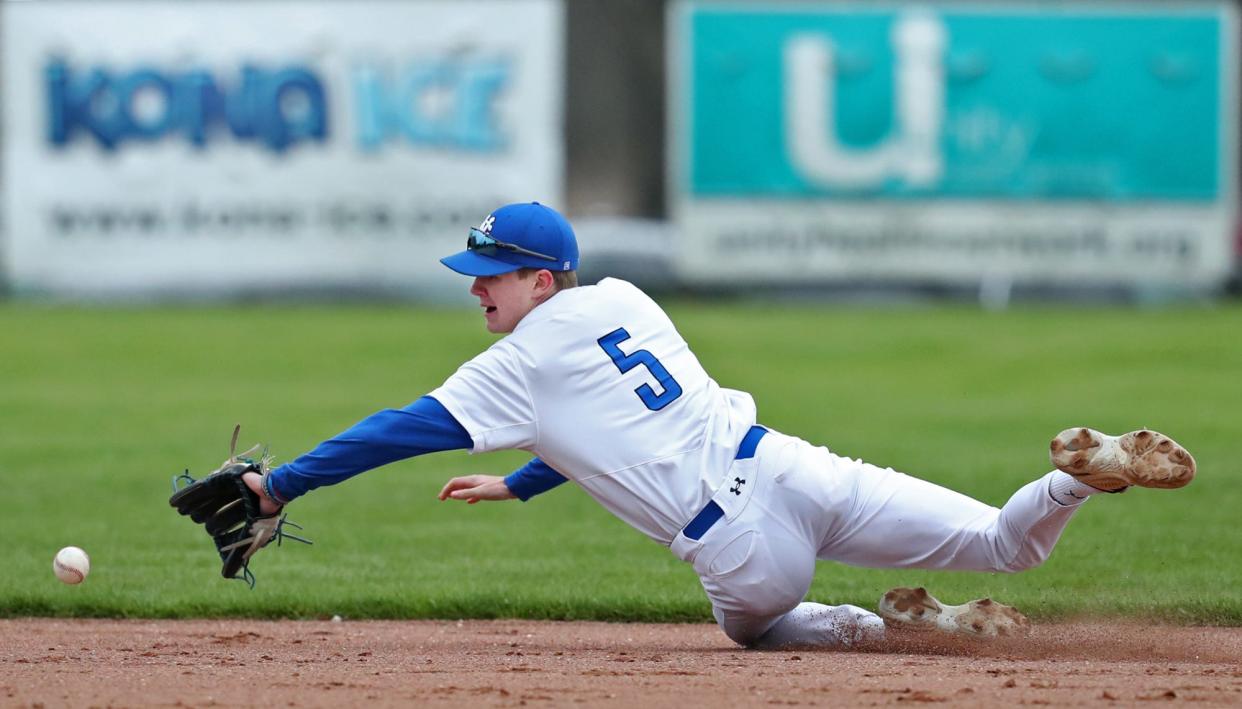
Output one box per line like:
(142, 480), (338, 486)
(669, 428), (1082, 647)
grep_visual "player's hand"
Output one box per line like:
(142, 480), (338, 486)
(242, 471), (283, 517)
(438, 475), (516, 504)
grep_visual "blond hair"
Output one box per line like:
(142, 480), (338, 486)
(517, 268), (579, 292)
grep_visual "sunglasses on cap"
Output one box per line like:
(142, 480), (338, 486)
(466, 228), (558, 262)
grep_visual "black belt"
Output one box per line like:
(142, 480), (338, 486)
(682, 425), (767, 541)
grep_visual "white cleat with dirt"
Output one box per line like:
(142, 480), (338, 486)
(1049, 428), (1196, 492)
(877, 587), (1031, 638)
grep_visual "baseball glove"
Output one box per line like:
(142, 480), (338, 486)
(169, 425), (310, 587)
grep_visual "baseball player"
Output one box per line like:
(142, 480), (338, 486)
(235, 202), (1195, 648)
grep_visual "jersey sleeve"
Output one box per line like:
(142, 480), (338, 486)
(266, 395), (472, 503)
(428, 343), (538, 453)
(504, 457), (569, 501)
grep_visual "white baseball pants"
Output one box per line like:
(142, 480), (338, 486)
(669, 428), (1083, 647)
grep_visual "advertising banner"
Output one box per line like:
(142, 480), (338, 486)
(670, 2), (1237, 287)
(2, 0), (563, 298)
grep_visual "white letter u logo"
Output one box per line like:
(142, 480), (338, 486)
(784, 11), (947, 190)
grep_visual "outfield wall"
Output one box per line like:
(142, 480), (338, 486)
(0, 0), (1238, 299)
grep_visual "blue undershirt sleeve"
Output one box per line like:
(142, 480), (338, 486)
(266, 395), (473, 504)
(504, 458), (569, 501)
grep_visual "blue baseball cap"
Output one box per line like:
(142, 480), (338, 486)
(440, 202), (579, 277)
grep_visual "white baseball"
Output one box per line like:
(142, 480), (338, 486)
(53, 546), (90, 585)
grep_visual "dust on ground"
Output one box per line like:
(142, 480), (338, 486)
(2, 618), (1240, 707)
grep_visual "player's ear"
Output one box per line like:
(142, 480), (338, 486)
(534, 269), (555, 296)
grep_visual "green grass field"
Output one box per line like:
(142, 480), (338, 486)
(2, 301), (1240, 623)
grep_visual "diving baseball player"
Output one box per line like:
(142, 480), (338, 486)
(206, 202), (1197, 648)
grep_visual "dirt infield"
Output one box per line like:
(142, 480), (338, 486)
(2, 618), (1241, 707)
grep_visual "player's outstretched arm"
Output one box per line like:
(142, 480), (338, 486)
(268, 396), (473, 503)
(438, 475), (516, 504)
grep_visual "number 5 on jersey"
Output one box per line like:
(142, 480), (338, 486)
(597, 328), (684, 411)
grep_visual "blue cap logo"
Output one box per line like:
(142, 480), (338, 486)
(440, 202), (579, 277)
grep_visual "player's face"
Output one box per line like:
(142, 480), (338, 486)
(469, 271), (540, 333)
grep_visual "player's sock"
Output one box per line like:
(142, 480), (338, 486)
(1047, 471), (1104, 506)
(751, 602), (885, 649)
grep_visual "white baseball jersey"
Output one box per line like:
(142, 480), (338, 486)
(430, 278), (757, 544)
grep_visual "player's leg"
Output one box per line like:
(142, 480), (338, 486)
(687, 516), (817, 646)
(723, 430), (1051, 573)
(813, 461), (1079, 572)
(683, 494), (885, 649)
(793, 427), (1193, 573)
(694, 528), (886, 649)
(742, 428), (1077, 572)
(746, 601), (885, 649)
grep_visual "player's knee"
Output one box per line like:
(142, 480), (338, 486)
(995, 546), (1053, 573)
(711, 584), (808, 647)
(719, 612), (788, 648)
(721, 621), (765, 648)
(701, 530), (816, 646)
(979, 526), (1057, 572)
(717, 592), (808, 647)
(1004, 556), (1047, 573)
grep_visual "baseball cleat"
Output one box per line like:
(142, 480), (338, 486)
(877, 587), (1031, 638)
(1049, 428), (1195, 492)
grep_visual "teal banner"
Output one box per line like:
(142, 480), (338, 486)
(682, 5), (1228, 201)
